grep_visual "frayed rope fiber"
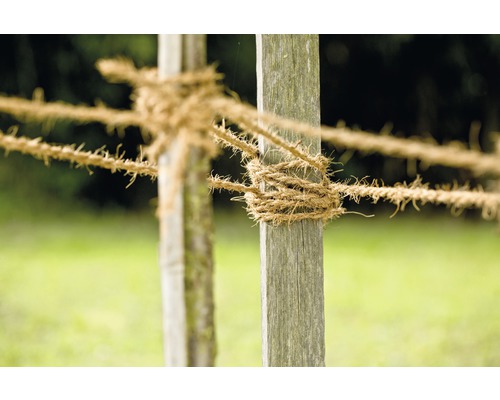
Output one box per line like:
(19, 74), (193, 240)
(1, 128), (500, 224)
(1, 57), (500, 224)
(0, 129), (157, 181)
(244, 158), (344, 224)
(209, 174), (500, 224)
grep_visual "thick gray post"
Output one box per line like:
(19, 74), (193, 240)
(256, 34), (325, 367)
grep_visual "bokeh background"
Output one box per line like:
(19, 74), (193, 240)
(2, 34), (500, 211)
(1, 35), (500, 366)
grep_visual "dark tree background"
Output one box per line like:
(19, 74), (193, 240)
(1, 35), (499, 211)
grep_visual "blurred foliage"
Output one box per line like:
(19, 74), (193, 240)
(320, 34), (500, 191)
(0, 34), (158, 208)
(1, 35), (500, 211)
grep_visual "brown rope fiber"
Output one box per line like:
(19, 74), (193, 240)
(0, 96), (150, 134)
(0, 129), (157, 180)
(215, 98), (500, 178)
(1, 128), (498, 224)
(2, 57), (500, 225)
(209, 175), (500, 223)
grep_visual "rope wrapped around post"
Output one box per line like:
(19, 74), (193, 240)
(97, 59), (223, 212)
(244, 158), (344, 224)
(1, 57), (500, 224)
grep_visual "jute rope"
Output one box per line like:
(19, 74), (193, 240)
(1, 57), (500, 224)
(0, 96), (149, 134)
(244, 158), (344, 224)
(1, 128), (499, 223)
(215, 98), (500, 177)
(0, 129), (157, 181)
(209, 175), (500, 223)
(332, 178), (500, 220)
(3, 60), (499, 178)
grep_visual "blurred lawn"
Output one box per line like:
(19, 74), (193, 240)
(1, 201), (500, 366)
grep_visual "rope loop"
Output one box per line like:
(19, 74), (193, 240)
(244, 159), (344, 224)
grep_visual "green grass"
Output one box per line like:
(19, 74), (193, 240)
(324, 213), (500, 366)
(1, 201), (500, 366)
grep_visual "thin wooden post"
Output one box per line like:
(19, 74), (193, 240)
(256, 34), (325, 367)
(158, 34), (215, 367)
(182, 35), (216, 367)
(158, 34), (187, 367)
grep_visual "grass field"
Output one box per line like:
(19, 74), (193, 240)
(1, 199), (500, 366)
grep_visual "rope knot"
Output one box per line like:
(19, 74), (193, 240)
(134, 67), (223, 161)
(97, 58), (225, 213)
(97, 58), (223, 161)
(243, 158), (344, 224)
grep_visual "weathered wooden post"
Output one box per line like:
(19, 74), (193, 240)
(182, 35), (216, 367)
(158, 34), (215, 367)
(256, 34), (325, 367)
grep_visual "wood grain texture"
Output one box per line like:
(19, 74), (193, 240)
(158, 34), (187, 367)
(256, 34), (325, 367)
(182, 34), (216, 367)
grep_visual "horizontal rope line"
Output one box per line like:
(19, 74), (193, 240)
(1, 58), (499, 224)
(214, 98), (500, 177)
(0, 130), (157, 178)
(2, 77), (499, 178)
(0, 95), (154, 132)
(2, 130), (498, 222)
(96, 58), (224, 87)
(331, 180), (500, 220)
(209, 124), (258, 159)
(208, 175), (500, 221)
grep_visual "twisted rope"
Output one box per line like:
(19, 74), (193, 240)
(216, 98), (500, 177)
(1, 57), (500, 224)
(0, 129), (157, 180)
(244, 159), (344, 224)
(2, 128), (499, 223)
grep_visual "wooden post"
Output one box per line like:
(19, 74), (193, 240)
(158, 34), (215, 367)
(158, 34), (186, 367)
(182, 35), (216, 367)
(256, 34), (325, 367)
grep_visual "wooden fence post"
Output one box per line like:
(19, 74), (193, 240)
(256, 34), (325, 367)
(158, 34), (186, 367)
(182, 35), (216, 367)
(158, 34), (215, 367)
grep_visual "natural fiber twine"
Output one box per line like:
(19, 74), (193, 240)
(243, 158), (344, 224)
(215, 98), (500, 178)
(1, 57), (500, 224)
(2, 126), (499, 224)
(0, 128), (157, 182)
(96, 58), (223, 165)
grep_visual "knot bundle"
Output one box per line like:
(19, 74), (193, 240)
(97, 58), (226, 211)
(243, 158), (345, 224)
(1, 56), (500, 225)
(97, 58), (223, 161)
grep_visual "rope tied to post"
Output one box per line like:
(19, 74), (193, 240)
(243, 158), (344, 224)
(97, 58), (223, 161)
(97, 58), (226, 211)
(1, 57), (500, 224)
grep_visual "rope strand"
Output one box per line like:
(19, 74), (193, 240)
(2, 57), (500, 225)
